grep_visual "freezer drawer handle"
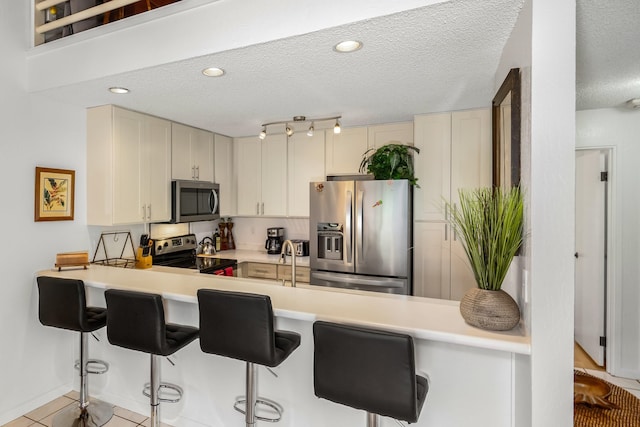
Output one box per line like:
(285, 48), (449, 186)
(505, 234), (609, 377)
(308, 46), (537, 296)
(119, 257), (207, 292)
(311, 271), (404, 288)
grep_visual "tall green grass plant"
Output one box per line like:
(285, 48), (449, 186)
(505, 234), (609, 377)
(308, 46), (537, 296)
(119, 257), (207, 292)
(447, 187), (524, 291)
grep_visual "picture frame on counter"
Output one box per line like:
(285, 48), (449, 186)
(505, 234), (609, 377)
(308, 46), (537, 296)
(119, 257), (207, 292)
(34, 166), (75, 221)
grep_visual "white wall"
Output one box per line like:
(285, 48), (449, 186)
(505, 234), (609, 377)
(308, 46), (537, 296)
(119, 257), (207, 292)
(493, 2), (533, 425)
(576, 107), (640, 379)
(27, 0), (444, 92)
(0, 5), (93, 424)
(529, 1), (575, 426)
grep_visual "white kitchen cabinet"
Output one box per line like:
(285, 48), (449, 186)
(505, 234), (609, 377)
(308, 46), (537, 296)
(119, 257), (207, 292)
(367, 121), (413, 149)
(214, 133), (235, 216)
(413, 112), (452, 221)
(325, 126), (368, 175)
(412, 108), (490, 300)
(88, 105), (171, 225)
(288, 132), (325, 217)
(413, 222), (450, 298)
(234, 134), (287, 216)
(171, 122), (214, 182)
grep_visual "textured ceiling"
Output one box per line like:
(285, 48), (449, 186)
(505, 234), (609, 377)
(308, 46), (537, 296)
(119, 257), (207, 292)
(576, 0), (640, 110)
(36, 0), (524, 137)
(32, 0), (636, 137)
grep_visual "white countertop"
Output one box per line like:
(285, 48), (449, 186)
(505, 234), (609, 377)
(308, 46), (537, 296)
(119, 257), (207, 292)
(36, 264), (530, 355)
(203, 249), (310, 267)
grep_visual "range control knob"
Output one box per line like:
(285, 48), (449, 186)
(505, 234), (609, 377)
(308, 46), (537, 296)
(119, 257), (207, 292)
(163, 242), (169, 247)
(157, 245), (162, 252)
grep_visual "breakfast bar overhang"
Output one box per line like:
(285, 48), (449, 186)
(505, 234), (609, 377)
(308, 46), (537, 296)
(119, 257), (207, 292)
(37, 265), (531, 427)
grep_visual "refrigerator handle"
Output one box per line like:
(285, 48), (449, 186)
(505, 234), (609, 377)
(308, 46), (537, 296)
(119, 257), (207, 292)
(356, 189), (364, 262)
(345, 190), (352, 264)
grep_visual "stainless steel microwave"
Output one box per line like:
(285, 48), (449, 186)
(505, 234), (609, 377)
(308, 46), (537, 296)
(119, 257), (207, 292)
(171, 180), (220, 223)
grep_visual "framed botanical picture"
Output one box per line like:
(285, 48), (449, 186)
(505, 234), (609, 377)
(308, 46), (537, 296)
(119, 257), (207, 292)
(34, 167), (75, 221)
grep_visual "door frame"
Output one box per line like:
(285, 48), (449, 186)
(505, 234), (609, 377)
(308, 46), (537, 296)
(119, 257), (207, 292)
(575, 146), (616, 373)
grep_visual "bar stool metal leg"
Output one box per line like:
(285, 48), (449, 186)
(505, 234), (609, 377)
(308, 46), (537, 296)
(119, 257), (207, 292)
(150, 354), (161, 427)
(52, 332), (114, 427)
(366, 412), (380, 427)
(245, 362), (257, 427)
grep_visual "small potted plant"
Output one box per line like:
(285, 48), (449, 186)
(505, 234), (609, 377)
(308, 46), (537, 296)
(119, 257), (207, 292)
(446, 186), (524, 331)
(359, 143), (420, 186)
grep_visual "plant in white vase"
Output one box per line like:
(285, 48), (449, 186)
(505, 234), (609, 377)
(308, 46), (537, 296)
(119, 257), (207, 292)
(447, 186), (524, 331)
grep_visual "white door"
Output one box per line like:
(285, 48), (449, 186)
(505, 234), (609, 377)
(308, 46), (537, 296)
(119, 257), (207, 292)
(575, 149), (608, 366)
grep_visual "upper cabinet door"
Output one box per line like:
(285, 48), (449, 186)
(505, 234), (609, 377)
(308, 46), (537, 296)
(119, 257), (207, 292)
(214, 134), (235, 216)
(450, 109), (492, 207)
(288, 132), (325, 217)
(146, 115), (172, 223)
(413, 113), (452, 221)
(367, 122), (413, 149)
(261, 134), (288, 216)
(93, 106), (171, 225)
(234, 136), (262, 216)
(112, 107), (145, 224)
(171, 123), (194, 180)
(192, 127), (214, 182)
(171, 123), (214, 182)
(325, 127), (368, 175)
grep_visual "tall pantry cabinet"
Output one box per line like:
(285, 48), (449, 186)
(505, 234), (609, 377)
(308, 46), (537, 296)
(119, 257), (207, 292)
(87, 105), (172, 225)
(413, 109), (491, 300)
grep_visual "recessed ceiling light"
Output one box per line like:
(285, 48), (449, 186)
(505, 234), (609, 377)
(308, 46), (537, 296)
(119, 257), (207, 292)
(108, 87), (129, 94)
(202, 67), (225, 77)
(333, 40), (363, 53)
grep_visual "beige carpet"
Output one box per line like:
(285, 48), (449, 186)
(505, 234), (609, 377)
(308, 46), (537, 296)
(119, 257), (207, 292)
(575, 371), (640, 426)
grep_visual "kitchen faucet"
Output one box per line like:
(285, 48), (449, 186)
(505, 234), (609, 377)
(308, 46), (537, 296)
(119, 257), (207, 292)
(279, 240), (296, 287)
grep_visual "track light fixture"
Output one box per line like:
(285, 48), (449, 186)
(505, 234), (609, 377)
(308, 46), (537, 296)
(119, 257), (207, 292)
(258, 115), (342, 139)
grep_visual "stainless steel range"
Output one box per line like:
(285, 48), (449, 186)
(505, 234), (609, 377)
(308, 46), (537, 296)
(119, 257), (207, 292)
(152, 234), (237, 276)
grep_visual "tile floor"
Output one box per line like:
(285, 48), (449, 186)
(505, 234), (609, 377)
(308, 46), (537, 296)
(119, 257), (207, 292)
(1, 391), (171, 427)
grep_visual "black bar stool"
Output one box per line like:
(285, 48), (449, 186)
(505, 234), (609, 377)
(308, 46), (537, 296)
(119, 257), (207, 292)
(104, 289), (199, 427)
(37, 276), (114, 427)
(197, 289), (301, 427)
(313, 321), (428, 427)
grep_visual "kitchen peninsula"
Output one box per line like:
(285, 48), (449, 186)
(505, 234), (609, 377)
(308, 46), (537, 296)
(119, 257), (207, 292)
(37, 265), (530, 427)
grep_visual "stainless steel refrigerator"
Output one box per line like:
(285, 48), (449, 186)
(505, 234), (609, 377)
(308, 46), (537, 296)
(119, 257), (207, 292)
(309, 179), (412, 295)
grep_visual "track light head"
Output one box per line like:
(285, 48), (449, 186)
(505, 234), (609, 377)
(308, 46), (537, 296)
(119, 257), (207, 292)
(334, 119), (341, 134)
(260, 115), (341, 139)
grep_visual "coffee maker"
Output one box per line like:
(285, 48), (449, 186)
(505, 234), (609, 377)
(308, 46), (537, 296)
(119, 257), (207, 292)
(265, 227), (285, 254)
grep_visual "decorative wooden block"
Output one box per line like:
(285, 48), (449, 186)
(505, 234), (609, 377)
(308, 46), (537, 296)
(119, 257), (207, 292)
(55, 251), (90, 271)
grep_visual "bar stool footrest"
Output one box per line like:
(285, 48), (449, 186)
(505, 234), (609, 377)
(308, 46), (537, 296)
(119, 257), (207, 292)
(74, 359), (110, 374)
(142, 382), (183, 403)
(234, 396), (283, 423)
